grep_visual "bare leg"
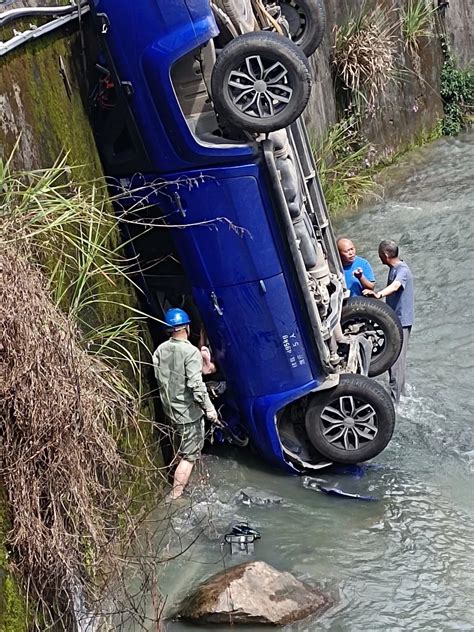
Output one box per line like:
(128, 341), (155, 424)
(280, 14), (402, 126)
(170, 458), (195, 499)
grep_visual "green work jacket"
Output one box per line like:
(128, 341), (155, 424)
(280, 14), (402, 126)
(152, 338), (216, 426)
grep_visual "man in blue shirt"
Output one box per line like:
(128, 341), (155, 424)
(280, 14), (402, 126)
(363, 240), (415, 405)
(337, 237), (376, 296)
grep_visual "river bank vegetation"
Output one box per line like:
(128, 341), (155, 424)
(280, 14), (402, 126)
(312, 0), (473, 214)
(0, 153), (169, 628)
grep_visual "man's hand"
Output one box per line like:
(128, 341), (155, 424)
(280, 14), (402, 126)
(353, 267), (363, 279)
(207, 409), (223, 427)
(363, 289), (380, 299)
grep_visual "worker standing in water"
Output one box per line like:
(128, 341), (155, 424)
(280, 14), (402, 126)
(153, 308), (219, 500)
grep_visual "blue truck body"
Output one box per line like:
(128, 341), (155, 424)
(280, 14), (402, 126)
(91, 0), (394, 472)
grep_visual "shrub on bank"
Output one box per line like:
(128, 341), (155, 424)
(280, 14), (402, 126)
(440, 55), (474, 136)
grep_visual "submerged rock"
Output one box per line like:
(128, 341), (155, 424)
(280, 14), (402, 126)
(177, 560), (331, 625)
(237, 487), (283, 506)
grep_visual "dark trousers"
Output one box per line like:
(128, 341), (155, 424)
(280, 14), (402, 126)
(389, 326), (411, 405)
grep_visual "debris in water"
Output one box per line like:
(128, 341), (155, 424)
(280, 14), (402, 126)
(302, 476), (378, 501)
(238, 487), (283, 506)
(224, 523), (261, 555)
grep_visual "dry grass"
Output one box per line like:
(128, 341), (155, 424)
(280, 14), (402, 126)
(333, 4), (399, 110)
(0, 154), (164, 627)
(0, 252), (144, 625)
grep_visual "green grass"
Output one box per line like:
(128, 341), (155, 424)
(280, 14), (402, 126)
(312, 118), (379, 215)
(401, 0), (435, 55)
(0, 153), (156, 384)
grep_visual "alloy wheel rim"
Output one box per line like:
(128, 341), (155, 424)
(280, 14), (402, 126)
(227, 55), (293, 119)
(320, 395), (378, 451)
(280, 0), (307, 44)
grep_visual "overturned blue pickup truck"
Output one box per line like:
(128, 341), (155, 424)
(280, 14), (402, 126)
(89, 0), (402, 473)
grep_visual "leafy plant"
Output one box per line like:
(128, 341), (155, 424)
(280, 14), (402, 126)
(401, 0), (435, 55)
(333, 4), (398, 111)
(440, 57), (474, 135)
(312, 118), (379, 214)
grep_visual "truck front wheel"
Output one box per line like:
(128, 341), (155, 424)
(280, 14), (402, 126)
(305, 374), (395, 464)
(341, 296), (403, 377)
(211, 31), (312, 134)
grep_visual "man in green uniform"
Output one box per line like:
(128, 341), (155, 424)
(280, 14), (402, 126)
(153, 308), (218, 499)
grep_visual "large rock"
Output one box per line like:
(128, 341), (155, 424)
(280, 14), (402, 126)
(177, 560), (331, 626)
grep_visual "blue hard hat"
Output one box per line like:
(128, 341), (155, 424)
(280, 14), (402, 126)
(164, 308), (191, 328)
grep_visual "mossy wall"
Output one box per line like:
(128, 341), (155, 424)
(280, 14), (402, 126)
(0, 16), (156, 629)
(305, 0), (445, 156)
(0, 24), (102, 177)
(0, 495), (28, 632)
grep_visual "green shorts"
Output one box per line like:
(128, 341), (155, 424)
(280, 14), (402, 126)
(173, 418), (205, 462)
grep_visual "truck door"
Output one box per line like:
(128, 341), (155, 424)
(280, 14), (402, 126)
(193, 274), (314, 398)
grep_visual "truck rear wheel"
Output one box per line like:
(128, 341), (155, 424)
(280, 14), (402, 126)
(211, 31), (312, 133)
(276, 0), (326, 56)
(213, 0), (256, 33)
(341, 296), (403, 377)
(305, 374), (395, 464)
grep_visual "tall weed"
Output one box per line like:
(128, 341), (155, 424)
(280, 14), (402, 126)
(312, 119), (379, 214)
(401, 0), (435, 54)
(333, 4), (398, 112)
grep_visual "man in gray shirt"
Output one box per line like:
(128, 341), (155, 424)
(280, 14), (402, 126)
(363, 240), (414, 404)
(153, 308), (218, 499)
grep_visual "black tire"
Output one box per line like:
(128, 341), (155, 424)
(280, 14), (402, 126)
(341, 296), (403, 377)
(305, 374), (396, 464)
(213, 0), (256, 33)
(211, 31), (312, 134)
(277, 0), (326, 56)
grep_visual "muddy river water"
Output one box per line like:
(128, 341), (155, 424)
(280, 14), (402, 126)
(121, 133), (474, 631)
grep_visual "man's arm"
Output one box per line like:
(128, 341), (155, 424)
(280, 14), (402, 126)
(364, 265), (407, 299)
(363, 280), (401, 299)
(355, 269), (375, 291)
(185, 348), (218, 420)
